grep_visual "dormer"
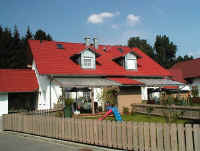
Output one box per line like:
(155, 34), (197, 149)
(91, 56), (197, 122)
(81, 49), (96, 69)
(113, 51), (141, 70)
(125, 52), (137, 70)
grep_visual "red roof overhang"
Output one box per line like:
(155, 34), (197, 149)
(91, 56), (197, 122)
(0, 69), (39, 92)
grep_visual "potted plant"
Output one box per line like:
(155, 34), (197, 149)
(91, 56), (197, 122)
(64, 98), (74, 118)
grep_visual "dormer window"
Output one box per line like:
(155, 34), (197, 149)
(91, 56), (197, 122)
(125, 53), (137, 70)
(81, 49), (96, 69)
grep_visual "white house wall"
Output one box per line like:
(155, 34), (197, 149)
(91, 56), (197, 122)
(0, 93), (8, 116)
(32, 61), (62, 109)
(141, 86), (160, 101)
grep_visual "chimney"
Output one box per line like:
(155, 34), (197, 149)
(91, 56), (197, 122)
(93, 37), (98, 49)
(84, 36), (90, 46)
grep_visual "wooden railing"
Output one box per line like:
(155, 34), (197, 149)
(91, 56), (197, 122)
(3, 113), (200, 151)
(132, 104), (200, 120)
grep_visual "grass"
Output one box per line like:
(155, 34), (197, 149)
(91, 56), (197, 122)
(78, 113), (188, 124)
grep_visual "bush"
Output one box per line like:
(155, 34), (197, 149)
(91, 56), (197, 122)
(192, 86), (199, 97)
(100, 87), (120, 106)
(130, 104), (136, 115)
(123, 107), (129, 115)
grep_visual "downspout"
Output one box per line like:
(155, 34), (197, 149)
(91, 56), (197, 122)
(49, 76), (53, 109)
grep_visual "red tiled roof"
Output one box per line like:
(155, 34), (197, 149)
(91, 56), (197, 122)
(29, 40), (171, 77)
(169, 69), (186, 83)
(170, 58), (200, 79)
(0, 69), (38, 92)
(107, 77), (144, 85)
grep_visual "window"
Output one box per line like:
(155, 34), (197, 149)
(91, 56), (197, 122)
(125, 53), (137, 70)
(83, 91), (90, 99)
(83, 57), (92, 67)
(81, 50), (95, 69)
(56, 44), (64, 49)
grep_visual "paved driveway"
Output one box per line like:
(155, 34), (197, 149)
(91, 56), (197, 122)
(0, 132), (119, 151)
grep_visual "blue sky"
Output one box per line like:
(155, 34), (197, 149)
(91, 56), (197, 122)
(1, 0), (200, 58)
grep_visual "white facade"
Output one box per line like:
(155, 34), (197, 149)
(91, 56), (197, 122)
(32, 61), (62, 109)
(32, 61), (103, 110)
(81, 49), (96, 69)
(125, 53), (137, 70)
(141, 86), (160, 101)
(0, 93), (8, 116)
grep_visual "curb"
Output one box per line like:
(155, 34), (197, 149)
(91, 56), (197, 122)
(1, 131), (123, 151)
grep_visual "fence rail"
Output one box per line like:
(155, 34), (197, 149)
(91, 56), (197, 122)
(3, 113), (200, 151)
(132, 104), (200, 120)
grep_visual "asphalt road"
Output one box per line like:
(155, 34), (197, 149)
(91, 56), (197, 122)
(0, 132), (116, 151)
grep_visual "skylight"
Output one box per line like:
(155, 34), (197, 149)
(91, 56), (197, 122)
(56, 44), (64, 49)
(118, 48), (124, 53)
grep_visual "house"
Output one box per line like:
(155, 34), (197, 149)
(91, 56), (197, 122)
(28, 37), (182, 112)
(169, 58), (200, 97)
(0, 69), (38, 116)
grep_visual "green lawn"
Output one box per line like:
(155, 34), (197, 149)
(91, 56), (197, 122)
(79, 113), (188, 124)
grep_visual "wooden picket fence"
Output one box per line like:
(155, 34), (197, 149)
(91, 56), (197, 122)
(2, 113), (200, 151)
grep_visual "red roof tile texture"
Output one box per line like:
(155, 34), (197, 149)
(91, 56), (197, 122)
(0, 69), (38, 92)
(29, 40), (171, 77)
(170, 58), (200, 79)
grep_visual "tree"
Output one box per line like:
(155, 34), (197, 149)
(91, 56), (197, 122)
(34, 29), (53, 41)
(154, 35), (177, 68)
(128, 37), (155, 59)
(176, 55), (193, 64)
(25, 26), (33, 41)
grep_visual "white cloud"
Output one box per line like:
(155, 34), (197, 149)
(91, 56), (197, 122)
(127, 14), (140, 26)
(88, 12), (118, 24)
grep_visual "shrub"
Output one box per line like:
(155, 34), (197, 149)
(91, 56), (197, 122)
(123, 107), (129, 115)
(100, 86), (120, 106)
(130, 104), (136, 115)
(192, 86), (199, 97)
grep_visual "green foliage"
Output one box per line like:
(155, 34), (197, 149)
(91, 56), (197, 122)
(176, 55), (193, 63)
(146, 106), (153, 114)
(128, 36), (155, 59)
(191, 86), (199, 97)
(128, 35), (191, 69)
(161, 95), (185, 123)
(0, 25), (53, 69)
(34, 29), (52, 41)
(122, 107), (130, 115)
(100, 87), (120, 106)
(58, 96), (74, 106)
(154, 35), (177, 68)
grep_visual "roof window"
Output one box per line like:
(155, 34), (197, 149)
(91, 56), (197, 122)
(56, 44), (64, 49)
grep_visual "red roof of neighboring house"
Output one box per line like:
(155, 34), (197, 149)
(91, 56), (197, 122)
(0, 69), (38, 92)
(107, 77), (144, 85)
(28, 40), (171, 78)
(170, 58), (200, 79)
(169, 69), (186, 83)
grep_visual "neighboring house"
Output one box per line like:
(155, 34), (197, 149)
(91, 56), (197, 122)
(28, 38), (182, 112)
(0, 69), (38, 116)
(170, 58), (200, 97)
